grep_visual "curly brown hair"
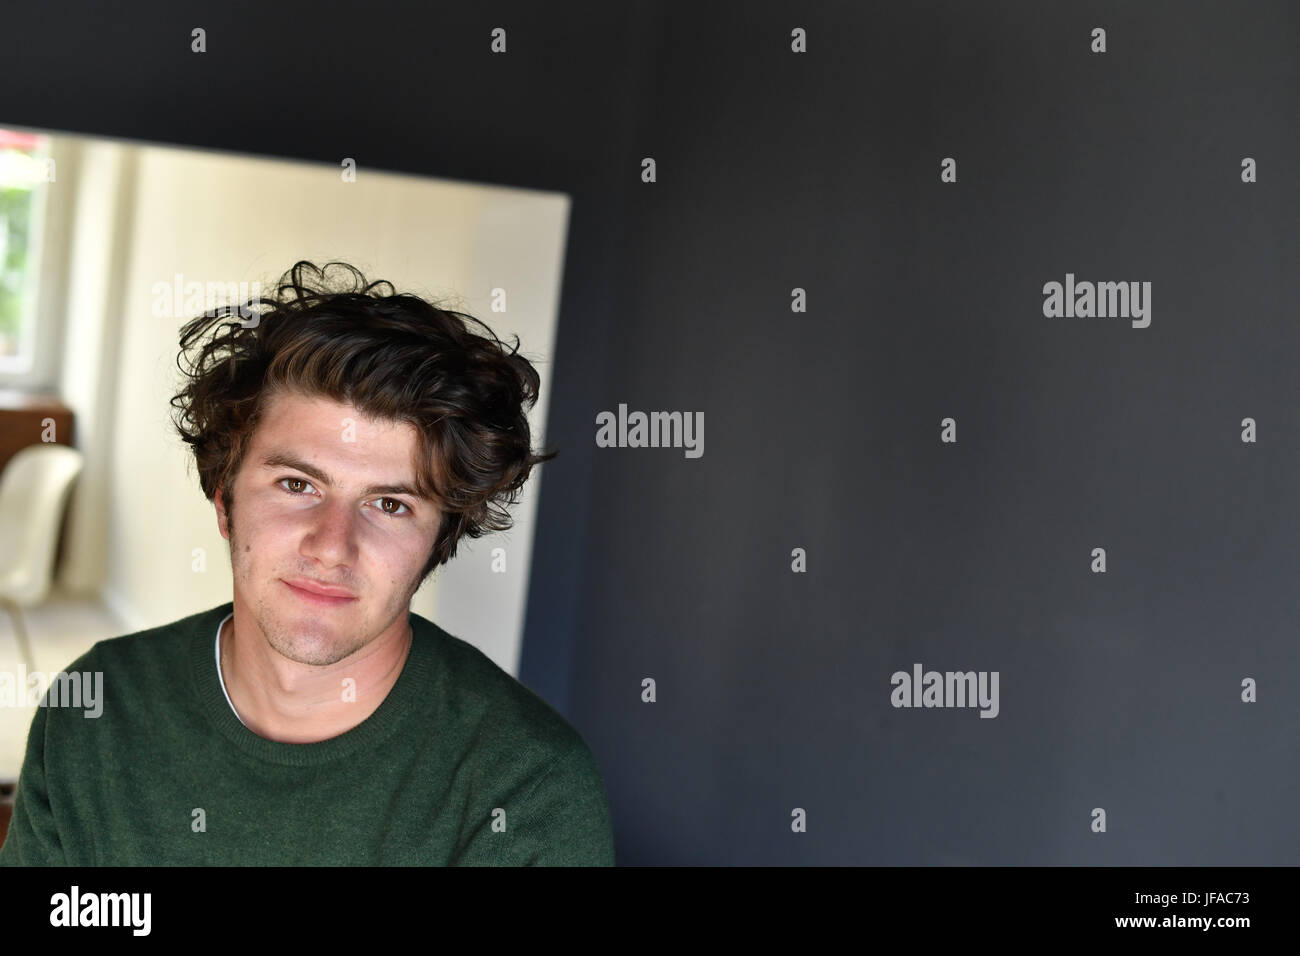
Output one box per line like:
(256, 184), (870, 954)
(168, 260), (556, 583)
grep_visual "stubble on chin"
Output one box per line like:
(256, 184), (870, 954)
(255, 581), (417, 668)
(261, 614), (369, 666)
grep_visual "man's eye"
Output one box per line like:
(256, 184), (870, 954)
(280, 477), (316, 495)
(377, 498), (410, 517)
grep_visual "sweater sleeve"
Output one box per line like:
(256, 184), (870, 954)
(452, 742), (616, 867)
(0, 704), (67, 866)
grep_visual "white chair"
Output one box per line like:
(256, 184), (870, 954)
(0, 443), (84, 671)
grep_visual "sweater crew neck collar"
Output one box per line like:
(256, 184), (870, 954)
(190, 602), (433, 767)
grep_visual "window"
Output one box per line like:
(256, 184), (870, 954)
(0, 128), (51, 373)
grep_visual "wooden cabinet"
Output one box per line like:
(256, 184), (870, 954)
(0, 389), (75, 466)
(0, 389), (78, 571)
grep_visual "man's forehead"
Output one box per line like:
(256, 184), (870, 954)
(257, 391), (415, 440)
(251, 393), (423, 479)
(262, 389), (394, 425)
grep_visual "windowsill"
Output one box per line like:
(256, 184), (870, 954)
(0, 388), (66, 410)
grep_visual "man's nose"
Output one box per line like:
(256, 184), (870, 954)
(301, 497), (360, 566)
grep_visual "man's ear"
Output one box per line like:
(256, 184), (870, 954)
(215, 486), (231, 541)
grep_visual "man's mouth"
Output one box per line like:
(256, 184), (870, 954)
(282, 578), (358, 606)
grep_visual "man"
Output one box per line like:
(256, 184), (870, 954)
(0, 260), (614, 866)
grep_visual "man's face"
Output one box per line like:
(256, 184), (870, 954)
(214, 389), (440, 666)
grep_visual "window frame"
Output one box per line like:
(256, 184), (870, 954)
(0, 129), (66, 391)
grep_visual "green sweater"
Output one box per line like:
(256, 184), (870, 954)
(0, 602), (615, 866)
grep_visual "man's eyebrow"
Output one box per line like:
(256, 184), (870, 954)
(260, 452), (429, 500)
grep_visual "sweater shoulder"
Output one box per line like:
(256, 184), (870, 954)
(411, 613), (590, 760)
(67, 603), (226, 685)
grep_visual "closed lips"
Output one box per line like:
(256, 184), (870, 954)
(284, 579), (355, 598)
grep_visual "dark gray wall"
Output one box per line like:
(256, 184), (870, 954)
(523, 0), (1300, 866)
(4, 0), (1296, 865)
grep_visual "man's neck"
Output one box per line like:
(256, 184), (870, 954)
(219, 613), (413, 744)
